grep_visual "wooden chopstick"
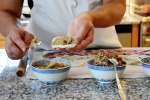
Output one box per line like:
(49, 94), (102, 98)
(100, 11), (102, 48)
(16, 59), (27, 77)
(16, 52), (28, 77)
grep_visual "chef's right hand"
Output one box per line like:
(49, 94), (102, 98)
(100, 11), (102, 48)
(5, 27), (33, 60)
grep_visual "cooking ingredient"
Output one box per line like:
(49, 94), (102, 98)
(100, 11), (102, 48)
(94, 54), (126, 66)
(52, 36), (73, 45)
(32, 61), (68, 69)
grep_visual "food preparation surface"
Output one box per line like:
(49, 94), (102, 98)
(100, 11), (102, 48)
(0, 66), (150, 100)
(0, 48), (150, 100)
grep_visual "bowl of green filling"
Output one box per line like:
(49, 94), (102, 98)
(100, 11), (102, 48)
(87, 54), (126, 84)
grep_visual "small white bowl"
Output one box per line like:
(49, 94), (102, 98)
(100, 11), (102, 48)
(140, 57), (150, 76)
(31, 58), (71, 84)
(87, 59), (126, 84)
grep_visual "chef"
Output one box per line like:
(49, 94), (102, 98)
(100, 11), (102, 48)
(0, 0), (126, 59)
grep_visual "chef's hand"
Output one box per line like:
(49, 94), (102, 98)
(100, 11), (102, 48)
(5, 27), (33, 60)
(68, 13), (94, 51)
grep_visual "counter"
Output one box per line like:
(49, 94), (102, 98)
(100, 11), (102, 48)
(1, 66), (150, 100)
(0, 48), (150, 100)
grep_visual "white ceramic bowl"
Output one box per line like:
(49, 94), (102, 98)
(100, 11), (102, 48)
(87, 59), (126, 84)
(31, 58), (71, 84)
(140, 57), (150, 76)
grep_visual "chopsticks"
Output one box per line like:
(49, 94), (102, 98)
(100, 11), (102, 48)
(16, 37), (39, 77)
(16, 53), (28, 77)
(115, 70), (127, 100)
(109, 59), (127, 100)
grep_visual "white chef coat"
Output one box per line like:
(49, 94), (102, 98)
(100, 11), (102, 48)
(27, 0), (122, 49)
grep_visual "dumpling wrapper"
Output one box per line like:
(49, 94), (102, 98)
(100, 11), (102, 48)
(51, 36), (76, 49)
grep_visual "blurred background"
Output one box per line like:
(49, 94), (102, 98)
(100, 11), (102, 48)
(0, 0), (150, 48)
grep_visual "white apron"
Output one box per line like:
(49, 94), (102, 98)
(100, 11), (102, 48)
(27, 0), (122, 49)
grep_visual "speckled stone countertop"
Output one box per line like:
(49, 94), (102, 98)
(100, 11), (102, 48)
(0, 65), (150, 100)
(0, 48), (150, 100)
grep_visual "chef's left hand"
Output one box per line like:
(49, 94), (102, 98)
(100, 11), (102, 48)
(68, 13), (94, 51)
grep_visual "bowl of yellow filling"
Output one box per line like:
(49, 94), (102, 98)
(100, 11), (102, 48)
(31, 58), (71, 84)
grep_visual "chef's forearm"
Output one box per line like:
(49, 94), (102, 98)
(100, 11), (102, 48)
(88, 1), (126, 28)
(0, 0), (23, 37)
(0, 11), (18, 37)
